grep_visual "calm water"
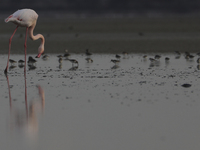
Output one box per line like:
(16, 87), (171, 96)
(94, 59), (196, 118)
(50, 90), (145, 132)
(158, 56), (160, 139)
(0, 53), (200, 150)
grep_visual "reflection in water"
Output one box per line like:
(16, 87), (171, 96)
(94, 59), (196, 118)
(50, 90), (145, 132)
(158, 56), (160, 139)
(18, 64), (24, 68)
(9, 65), (17, 70)
(69, 66), (78, 71)
(197, 65), (200, 70)
(175, 55), (181, 59)
(5, 74), (45, 142)
(149, 61), (160, 68)
(111, 64), (119, 69)
(58, 63), (62, 69)
(28, 64), (37, 70)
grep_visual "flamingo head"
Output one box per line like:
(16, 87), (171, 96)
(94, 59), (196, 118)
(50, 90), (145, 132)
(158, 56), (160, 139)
(35, 45), (44, 58)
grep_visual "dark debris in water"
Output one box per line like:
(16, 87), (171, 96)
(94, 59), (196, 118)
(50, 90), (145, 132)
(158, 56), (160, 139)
(181, 84), (192, 88)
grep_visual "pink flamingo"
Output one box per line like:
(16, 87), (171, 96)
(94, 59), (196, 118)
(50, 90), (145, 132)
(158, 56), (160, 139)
(4, 8), (45, 75)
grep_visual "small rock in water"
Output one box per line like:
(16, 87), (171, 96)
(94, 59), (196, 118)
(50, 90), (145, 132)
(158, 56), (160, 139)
(181, 84), (192, 88)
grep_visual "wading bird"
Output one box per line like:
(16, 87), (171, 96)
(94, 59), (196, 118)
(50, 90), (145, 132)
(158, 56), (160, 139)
(68, 59), (79, 67)
(111, 59), (120, 64)
(4, 8), (45, 75)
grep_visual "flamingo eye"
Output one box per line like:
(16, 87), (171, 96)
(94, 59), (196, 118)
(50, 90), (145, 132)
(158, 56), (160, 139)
(17, 18), (22, 21)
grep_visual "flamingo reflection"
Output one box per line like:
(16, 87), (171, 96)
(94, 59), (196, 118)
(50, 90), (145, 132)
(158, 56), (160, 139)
(5, 74), (45, 140)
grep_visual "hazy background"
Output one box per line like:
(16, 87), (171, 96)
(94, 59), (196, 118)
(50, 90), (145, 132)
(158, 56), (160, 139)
(1, 0), (200, 17)
(1, 0), (200, 54)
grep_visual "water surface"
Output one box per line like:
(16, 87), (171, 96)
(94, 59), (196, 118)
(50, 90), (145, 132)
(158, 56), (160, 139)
(0, 53), (200, 150)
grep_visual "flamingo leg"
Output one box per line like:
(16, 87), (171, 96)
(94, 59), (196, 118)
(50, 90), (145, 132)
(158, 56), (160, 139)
(4, 26), (18, 75)
(24, 27), (28, 113)
(24, 27), (28, 75)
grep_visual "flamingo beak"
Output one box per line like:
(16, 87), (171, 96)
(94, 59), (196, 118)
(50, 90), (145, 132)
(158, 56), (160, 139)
(35, 53), (42, 58)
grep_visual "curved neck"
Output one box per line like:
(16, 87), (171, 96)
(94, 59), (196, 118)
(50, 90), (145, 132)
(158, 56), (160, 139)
(28, 22), (45, 45)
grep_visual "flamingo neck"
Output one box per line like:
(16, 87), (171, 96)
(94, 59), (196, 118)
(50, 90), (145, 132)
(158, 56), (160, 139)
(28, 23), (45, 46)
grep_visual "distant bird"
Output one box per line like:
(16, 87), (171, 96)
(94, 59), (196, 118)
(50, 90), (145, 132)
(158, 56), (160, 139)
(185, 54), (194, 59)
(28, 56), (37, 65)
(197, 65), (200, 70)
(111, 59), (120, 64)
(175, 55), (181, 59)
(69, 66), (78, 71)
(9, 65), (17, 70)
(18, 60), (25, 68)
(197, 58), (200, 64)
(175, 51), (181, 55)
(42, 55), (49, 60)
(122, 51), (128, 55)
(68, 59), (79, 66)
(59, 64), (62, 69)
(165, 57), (170, 61)
(185, 51), (190, 56)
(18, 59), (25, 64)
(111, 65), (119, 69)
(63, 53), (70, 58)
(4, 9), (45, 75)
(85, 49), (92, 56)
(149, 58), (157, 62)
(115, 54), (121, 59)
(58, 57), (62, 64)
(85, 58), (93, 63)
(154, 55), (161, 59)
(57, 55), (63, 58)
(28, 65), (36, 70)
(9, 59), (17, 65)
(143, 55), (147, 59)
(63, 50), (70, 58)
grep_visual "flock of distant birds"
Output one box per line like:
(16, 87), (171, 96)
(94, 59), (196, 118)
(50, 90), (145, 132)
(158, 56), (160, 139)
(7, 49), (200, 71)
(146, 51), (200, 65)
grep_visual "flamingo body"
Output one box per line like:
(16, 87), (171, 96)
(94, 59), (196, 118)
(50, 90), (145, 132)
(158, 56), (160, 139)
(5, 9), (38, 27)
(4, 9), (45, 74)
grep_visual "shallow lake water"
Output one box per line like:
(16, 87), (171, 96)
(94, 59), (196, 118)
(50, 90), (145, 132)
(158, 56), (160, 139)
(0, 52), (200, 150)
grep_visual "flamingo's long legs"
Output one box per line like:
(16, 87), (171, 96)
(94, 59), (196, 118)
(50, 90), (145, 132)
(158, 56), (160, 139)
(24, 27), (28, 75)
(4, 26), (18, 75)
(24, 27), (28, 115)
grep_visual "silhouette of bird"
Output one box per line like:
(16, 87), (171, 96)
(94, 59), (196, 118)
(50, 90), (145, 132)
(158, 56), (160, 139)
(58, 57), (62, 64)
(185, 54), (194, 59)
(175, 51), (181, 55)
(28, 56), (37, 65)
(149, 58), (157, 62)
(122, 51), (128, 55)
(154, 55), (161, 59)
(115, 54), (121, 59)
(197, 58), (200, 64)
(143, 55), (147, 59)
(165, 57), (170, 61)
(63, 50), (70, 58)
(42, 55), (49, 60)
(111, 59), (120, 64)
(85, 49), (92, 56)
(9, 59), (17, 65)
(68, 59), (79, 66)
(85, 58), (93, 63)
(18, 60), (25, 68)
(57, 55), (63, 58)
(18, 59), (25, 64)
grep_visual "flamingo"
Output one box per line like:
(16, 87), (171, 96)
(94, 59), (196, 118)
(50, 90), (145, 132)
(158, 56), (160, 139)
(4, 8), (45, 75)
